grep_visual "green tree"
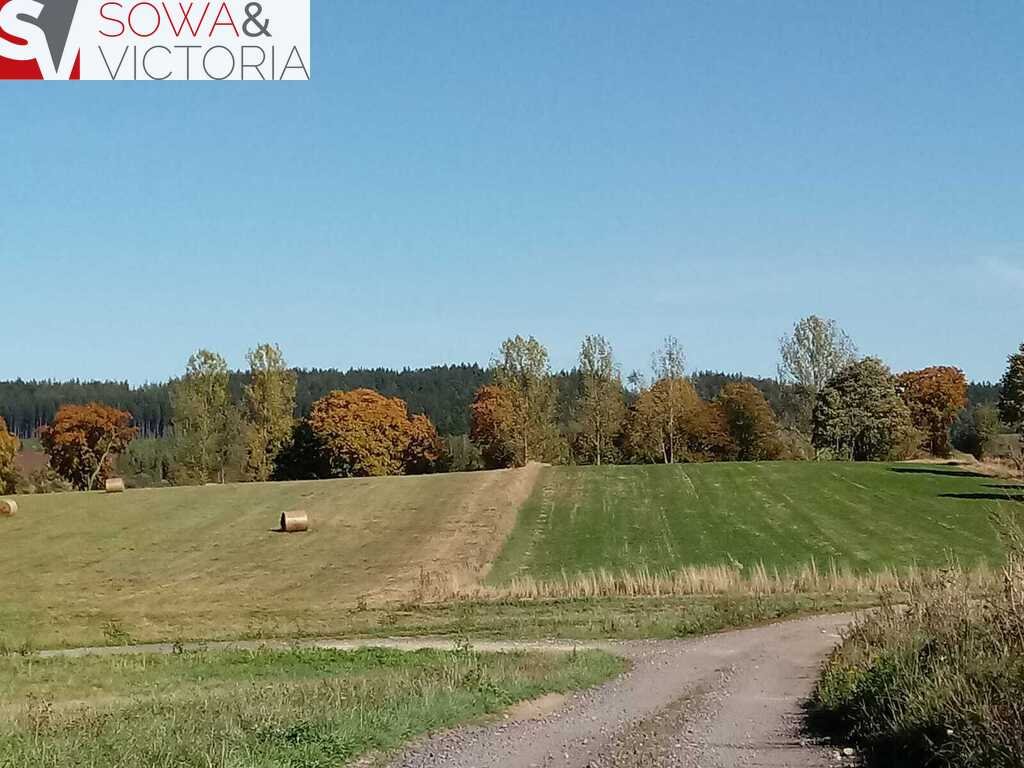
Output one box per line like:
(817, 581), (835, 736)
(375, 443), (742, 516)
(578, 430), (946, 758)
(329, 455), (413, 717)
(954, 405), (1001, 460)
(779, 316), (858, 431)
(999, 343), (1024, 429)
(243, 343), (297, 481)
(171, 350), (243, 484)
(998, 343), (1024, 472)
(493, 336), (560, 464)
(575, 335), (626, 465)
(812, 358), (915, 461)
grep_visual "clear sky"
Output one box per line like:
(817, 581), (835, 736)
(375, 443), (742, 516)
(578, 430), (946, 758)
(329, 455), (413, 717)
(3, 0), (1022, 384)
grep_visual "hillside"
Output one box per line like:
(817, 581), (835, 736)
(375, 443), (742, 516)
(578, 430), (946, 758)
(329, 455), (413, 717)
(3, 460), (1021, 649)
(0, 466), (538, 648)
(487, 462), (1022, 582)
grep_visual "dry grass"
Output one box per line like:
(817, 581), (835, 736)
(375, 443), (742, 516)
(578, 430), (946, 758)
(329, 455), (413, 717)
(812, 512), (1024, 767)
(0, 465), (542, 648)
(413, 560), (1003, 602)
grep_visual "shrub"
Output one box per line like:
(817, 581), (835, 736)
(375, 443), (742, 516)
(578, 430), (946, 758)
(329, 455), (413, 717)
(812, 515), (1024, 767)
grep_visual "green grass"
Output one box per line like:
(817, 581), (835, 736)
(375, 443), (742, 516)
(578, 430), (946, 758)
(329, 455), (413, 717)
(0, 646), (624, 768)
(488, 462), (1022, 582)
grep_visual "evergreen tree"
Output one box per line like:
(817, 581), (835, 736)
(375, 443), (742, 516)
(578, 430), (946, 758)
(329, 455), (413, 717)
(998, 343), (1024, 472)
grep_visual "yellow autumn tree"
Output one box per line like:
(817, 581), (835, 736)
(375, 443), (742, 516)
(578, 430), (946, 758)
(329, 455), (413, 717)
(0, 417), (20, 494)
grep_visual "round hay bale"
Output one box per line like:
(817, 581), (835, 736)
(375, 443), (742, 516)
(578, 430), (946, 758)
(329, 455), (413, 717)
(280, 511), (309, 533)
(0, 499), (17, 517)
(105, 478), (126, 494)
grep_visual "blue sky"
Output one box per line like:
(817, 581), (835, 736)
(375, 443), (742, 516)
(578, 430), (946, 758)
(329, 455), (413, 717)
(3, 0), (1022, 383)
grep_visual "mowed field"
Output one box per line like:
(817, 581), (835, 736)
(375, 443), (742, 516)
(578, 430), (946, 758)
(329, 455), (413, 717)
(3, 460), (1021, 649)
(0, 466), (539, 648)
(487, 462), (1023, 582)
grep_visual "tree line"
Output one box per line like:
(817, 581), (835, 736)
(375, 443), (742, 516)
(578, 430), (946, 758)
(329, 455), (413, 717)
(2, 316), (1022, 494)
(0, 366), (995, 444)
(0, 365), (489, 440)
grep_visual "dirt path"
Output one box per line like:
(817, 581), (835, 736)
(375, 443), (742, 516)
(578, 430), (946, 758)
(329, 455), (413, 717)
(41, 613), (857, 767)
(388, 613), (855, 768)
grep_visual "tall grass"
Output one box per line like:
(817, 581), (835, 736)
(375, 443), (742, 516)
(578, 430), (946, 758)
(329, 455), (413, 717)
(812, 513), (1024, 767)
(415, 560), (1002, 602)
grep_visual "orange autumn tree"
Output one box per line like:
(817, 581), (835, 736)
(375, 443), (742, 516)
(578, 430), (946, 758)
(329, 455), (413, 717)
(896, 366), (969, 456)
(469, 385), (519, 469)
(624, 377), (731, 463)
(40, 404), (137, 490)
(305, 389), (443, 477)
(405, 413), (445, 475)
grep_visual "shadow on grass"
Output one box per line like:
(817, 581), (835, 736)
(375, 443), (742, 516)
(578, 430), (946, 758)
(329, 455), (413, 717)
(889, 467), (989, 478)
(939, 492), (1024, 503)
(801, 698), (929, 768)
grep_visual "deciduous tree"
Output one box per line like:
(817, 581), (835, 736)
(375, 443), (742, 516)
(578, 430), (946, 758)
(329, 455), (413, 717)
(779, 316), (858, 431)
(0, 417), (21, 494)
(954, 405), (1001, 460)
(575, 335), (626, 465)
(243, 343), (297, 481)
(717, 382), (783, 460)
(644, 336), (689, 464)
(624, 377), (729, 463)
(39, 404), (137, 490)
(812, 358), (915, 461)
(896, 366), (968, 456)
(171, 350), (243, 484)
(492, 336), (560, 464)
(469, 385), (519, 469)
(305, 389), (442, 477)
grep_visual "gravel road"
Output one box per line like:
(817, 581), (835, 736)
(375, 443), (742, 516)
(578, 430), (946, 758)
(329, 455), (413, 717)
(388, 613), (857, 768)
(41, 613), (858, 767)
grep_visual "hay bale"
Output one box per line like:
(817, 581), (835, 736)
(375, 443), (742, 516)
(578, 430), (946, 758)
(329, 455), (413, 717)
(105, 478), (126, 494)
(280, 511), (309, 533)
(0, 499), (16, 517)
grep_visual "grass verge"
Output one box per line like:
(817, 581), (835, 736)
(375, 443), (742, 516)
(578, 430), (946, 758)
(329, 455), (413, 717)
(2, 594), (879, 652)
(0, 645), (625, 768)
(810, 514), (1024, 767)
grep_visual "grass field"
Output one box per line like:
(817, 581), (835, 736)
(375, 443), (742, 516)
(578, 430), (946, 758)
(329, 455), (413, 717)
(3, 460), (1021, 649)
(0, 645), (623, 768)
(0, 467), (538, 648)
(487, 462), (1023, 582)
